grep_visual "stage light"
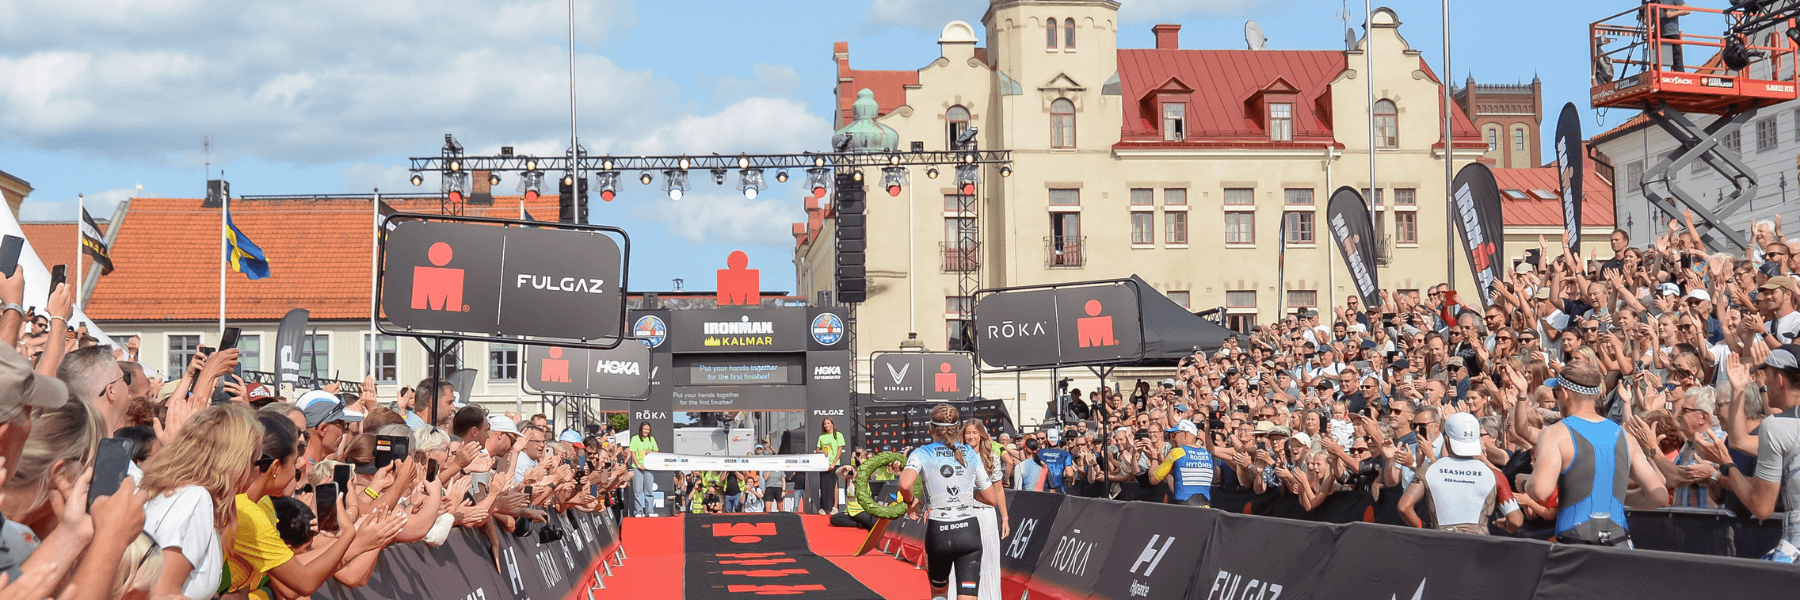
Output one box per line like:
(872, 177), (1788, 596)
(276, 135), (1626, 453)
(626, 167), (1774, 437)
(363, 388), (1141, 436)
(776, 170), (789, 183)
(596, 170), (620, 202)
(888, 153), (900, 166)
(1723, 36), (1752, 71)
(525, 158), (539, 171)
(738, 169), (766, 200)
(518, 170), (545, 203)
(851, 170), (864, 183)
(1000, 166), (1012, 177)
(640, 172), (654, 185)
(962, 153), (976, 164)
(711, 168), (727, 186)
(444, 171), (469, 203)
(738, 156), (750, 170)
(806, 167), (830, 199)
(956, 164), (978, 196)
(663, 169), (688, 201)
(813, 155), (826, 168)
(602, 159), (614, 170)
(410, 173), (424, 186)
(881, 167), (905, 197)
(488, 172), (502, 186)
(449, 160), (462, 172)
(678, 157), (691, 170)
(562, 172), (576, 187)
(926, 167), (939, 180)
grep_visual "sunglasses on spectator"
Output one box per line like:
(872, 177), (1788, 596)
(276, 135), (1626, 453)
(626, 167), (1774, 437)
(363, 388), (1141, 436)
(1350, 446), (1370, 454)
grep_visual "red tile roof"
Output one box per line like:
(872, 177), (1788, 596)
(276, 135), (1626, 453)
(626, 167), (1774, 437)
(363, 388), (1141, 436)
(1113, 50), (1483, 149)
(84, 195), (563, 323)
(1492, 168), (1616, 227)
(19, 221), (106, 277)
(1590, 113), (1650, 145)
(834, 42), (920, 127)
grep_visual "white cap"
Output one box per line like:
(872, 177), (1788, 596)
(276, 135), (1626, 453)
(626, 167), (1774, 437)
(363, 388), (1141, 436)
(1291, 432), (1313, 448)
(1685, 289), (1711, 302)
(1443, 412), (1483, 458)
(488, 414), (520, 436)
(1171, 420), (1200, 438)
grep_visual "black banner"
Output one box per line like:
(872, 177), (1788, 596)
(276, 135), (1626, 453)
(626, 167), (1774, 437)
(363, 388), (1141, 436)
(1326, 187), (1382, 309)
(316, 509), (617, 600)
(1089, 502), (1215, 600)
(1452, 163), (1507, 307)
(274, 309), (309, 387)
(859, 400), (1015, 452)
(998, 491), (1066, 580)
(523, 340), (653, 400)
(379, 215), (627, 345)
(1190, 508), (1338, 600)
(669, 306), (811, 353)
(869, 352), (976, 401)
(1534, 541), (1800, 600)
(974, 281), (1144, 370)
(1316, 523), (1545, 600)
(1556, 102), (1584, 254)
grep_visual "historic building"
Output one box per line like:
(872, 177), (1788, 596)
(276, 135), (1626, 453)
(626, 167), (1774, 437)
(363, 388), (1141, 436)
(793, 1), (1489, 418)
(1454, 76), (1544, 169)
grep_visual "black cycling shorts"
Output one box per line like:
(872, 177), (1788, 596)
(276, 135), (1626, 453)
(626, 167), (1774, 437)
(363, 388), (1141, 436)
(925, 517), (983, 596)
(764, 486), (783, 503)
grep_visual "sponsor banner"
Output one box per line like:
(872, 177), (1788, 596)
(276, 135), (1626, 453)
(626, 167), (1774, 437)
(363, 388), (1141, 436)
(1028, 496), (1126, 599)
(1555, 102), (1584, 254)
(869, 352), (977, 401)
(1000, 491), (1066, 582)
(1326, 187), (1382, 309)
(675, 353), (804, 386)
(314, 509), (616, 600)
(670, 306), (810, 353)
(1317, 523), (1544, 600)
(671, 385), (807, 411)
(380, 217), (626, 342)
(274, 309), (309, 386)
(523, 341), (654, 399)
(641, 452), (833, 472)
(1089, 501), (1215, 600)
(975, 281), (1144, 370)
(1451, 163), (1507, 307)
(807, 308), (848, 350)
(859, 400), (1016, 452)
(1189, 510), (1338, 600)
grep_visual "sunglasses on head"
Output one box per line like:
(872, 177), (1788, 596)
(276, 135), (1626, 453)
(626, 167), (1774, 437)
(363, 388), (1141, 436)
(254, 452), (277, 471)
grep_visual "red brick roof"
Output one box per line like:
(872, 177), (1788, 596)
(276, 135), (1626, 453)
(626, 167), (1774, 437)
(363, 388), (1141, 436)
(834, 42), (920, 127)
(19, 221), (106, 277)
(1492, 168), (1616, 227)
(84, 195), (563, 323)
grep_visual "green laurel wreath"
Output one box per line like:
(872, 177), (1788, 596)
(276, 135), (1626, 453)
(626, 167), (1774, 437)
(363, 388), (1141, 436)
(854, 451), (912, 519)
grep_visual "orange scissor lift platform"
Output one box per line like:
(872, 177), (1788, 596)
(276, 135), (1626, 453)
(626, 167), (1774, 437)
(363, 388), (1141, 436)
(1590, 3), (1797, 115)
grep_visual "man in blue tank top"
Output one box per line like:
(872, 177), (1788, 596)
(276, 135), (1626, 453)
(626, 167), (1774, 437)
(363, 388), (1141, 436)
(1528, 362), (1667, 546)
(1148, 419), (1219, 507)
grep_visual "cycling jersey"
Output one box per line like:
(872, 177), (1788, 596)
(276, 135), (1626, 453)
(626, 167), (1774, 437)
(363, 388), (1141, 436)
(1556, 416), (1631, 545)
(1153, 445), (1217, 502)
(1418, 456), (1498, 530)
(1038, 448), (1073, 490)
(905, 442), (993, 522)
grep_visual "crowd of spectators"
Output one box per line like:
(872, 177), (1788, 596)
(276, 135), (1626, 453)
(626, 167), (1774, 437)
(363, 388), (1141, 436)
(0, 268), (634, 599)
(934, 217), (1797, 558)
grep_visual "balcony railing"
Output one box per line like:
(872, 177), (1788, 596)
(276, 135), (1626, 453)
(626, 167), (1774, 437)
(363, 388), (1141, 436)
(941, 242), (980, 272)
(1046, 235), (1086, 268)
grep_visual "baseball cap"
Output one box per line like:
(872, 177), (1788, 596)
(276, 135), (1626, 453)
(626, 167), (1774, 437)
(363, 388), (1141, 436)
(1443, 412), (1482, 457)
(1534, 287), (1552, 300)
(1360, 340), (1375, 349)
(1657, 283), (1681, 297)
(1045, 428), (1061, 444)
(297, 390), (361, 428)
(488, 414), (521, 436)
(1760, 276), (1800, 296)
(0, 346), (67, 423)
(1393, 358), (1411, 370)
(1173, 403), (1189, 413)
(1515, 262), (1533, 274)
(1167, 419), (1200, 437)
(1446, 356), (1466, 368)
(558, 429), (586, 449)
(1685, 289), (1711, 302)
(1252, 421), (1275, 436)
(1266, 425), (1292, 438)
(1761, 344), (1800, 374)
(1291, 432), (1313, 448)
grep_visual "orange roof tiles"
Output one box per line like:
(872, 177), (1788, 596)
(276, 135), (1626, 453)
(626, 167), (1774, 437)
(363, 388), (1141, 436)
(19, 221), (105, 277)
(834, 42), (920, 127)
(1492, 168), (1616, 227)
(84, 195), (563, 323)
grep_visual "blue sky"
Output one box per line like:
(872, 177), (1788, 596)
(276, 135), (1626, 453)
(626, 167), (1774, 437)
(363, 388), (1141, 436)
(1, 0), (1649, 292)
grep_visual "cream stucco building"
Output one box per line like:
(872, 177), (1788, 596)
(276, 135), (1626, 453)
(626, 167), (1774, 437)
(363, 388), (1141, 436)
(793, 2), (1488, 423)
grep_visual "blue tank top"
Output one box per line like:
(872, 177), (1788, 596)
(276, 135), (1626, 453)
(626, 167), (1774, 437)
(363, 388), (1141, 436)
(1167, 446), (1216, 501)
(1555, 416), (1631, 536)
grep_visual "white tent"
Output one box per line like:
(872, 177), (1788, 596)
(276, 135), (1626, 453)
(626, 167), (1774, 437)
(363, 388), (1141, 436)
(0, 203), (115, 348)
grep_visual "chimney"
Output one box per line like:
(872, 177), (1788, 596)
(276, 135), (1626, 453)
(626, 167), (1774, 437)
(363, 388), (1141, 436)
(1153, 24), (1180, 50)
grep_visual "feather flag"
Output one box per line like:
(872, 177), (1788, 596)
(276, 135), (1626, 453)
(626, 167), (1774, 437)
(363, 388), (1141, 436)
(225, 209), (270, 279)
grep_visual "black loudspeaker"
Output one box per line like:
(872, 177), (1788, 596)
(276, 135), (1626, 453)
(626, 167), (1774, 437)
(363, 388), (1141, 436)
(833, 171), (867, 303)
(557, 175), (588, 223)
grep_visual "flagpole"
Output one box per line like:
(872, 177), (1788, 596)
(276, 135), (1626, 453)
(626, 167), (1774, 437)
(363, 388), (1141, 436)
(220, 186), (227, 336)
(370, 188), (380, 384)
(75, 193), (83, 313)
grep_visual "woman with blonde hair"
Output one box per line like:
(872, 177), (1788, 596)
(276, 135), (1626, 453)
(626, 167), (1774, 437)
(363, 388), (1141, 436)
(141, 404), (264, 600)
(960, 419), (1009, 600)
(0, 399), (109, 586)
(899, 404), (1005, 600)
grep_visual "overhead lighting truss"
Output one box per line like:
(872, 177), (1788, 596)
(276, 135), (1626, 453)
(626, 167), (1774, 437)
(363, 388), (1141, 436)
(409, 150), (1012, 178)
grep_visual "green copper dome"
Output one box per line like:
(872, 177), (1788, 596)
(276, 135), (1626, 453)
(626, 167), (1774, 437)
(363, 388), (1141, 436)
(831, 89), (899, 153)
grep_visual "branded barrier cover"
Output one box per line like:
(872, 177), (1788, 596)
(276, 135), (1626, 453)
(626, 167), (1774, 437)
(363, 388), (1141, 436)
(859, 400), (1017, 452)
(315, 509), (618, 600)
(881, 492), (1799, 600)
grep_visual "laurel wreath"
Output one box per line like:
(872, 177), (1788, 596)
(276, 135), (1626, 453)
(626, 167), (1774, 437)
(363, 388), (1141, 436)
(854, 451), (913, 520)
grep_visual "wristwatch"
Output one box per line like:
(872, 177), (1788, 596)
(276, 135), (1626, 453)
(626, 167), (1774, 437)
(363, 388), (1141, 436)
(0, 303), (22, 318)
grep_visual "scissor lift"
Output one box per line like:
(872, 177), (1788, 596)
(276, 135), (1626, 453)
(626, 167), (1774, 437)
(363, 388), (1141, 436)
(1591, 2), (1798, 251)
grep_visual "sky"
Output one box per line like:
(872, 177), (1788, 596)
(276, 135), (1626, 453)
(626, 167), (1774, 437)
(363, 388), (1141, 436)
(0, 0), (1651, 292)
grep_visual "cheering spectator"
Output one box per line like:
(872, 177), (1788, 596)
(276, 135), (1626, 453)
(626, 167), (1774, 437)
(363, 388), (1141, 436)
(142, 404), (262, 599)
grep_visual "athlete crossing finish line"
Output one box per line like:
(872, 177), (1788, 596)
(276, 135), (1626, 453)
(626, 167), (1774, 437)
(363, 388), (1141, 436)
(899, 404), (1007, 600)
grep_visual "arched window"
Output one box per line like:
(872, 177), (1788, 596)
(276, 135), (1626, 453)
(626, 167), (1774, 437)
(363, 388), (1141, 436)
(1065, 18), (1076, 49)
(1373, 99), (1398, 148)
(1051, 98), (1076, 148)
(1513, 128), (1526, 151)
(947, 105), (971, 150)
(1486, 127), (1498, 152)
(1047, 17), (1058, 49)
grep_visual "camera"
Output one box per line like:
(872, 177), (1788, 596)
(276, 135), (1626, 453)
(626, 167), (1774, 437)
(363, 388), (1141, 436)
(1057, 377), (1073, 390)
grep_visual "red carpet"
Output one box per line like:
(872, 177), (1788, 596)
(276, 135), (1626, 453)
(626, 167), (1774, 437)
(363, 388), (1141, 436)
(595, 514), (926, 599)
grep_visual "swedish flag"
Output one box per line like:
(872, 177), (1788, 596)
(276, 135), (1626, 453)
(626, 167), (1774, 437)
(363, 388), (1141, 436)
(226, 210), (270, 280)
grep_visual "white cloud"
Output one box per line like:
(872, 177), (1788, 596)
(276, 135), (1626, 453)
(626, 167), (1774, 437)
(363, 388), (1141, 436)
(630, 97), (833, 156)
(863, 0), (1282, 29)
(18, 185), (147, 222)
(340, 164), (414, 193)
(636, 191), (798, 249)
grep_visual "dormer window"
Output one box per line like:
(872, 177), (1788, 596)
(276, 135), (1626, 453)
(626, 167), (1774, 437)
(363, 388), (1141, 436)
(1270, 103), (1293, 142)
(1163, 102), (1186, 141)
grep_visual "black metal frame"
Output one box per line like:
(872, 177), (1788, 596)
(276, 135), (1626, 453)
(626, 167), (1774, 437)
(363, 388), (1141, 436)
(373, 211), (633, 350)
(1640, 100), (1757, 252)
(407, 150), (1013, 174)
(864, 350), (978, 403)
(240, 370), (364, 395)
